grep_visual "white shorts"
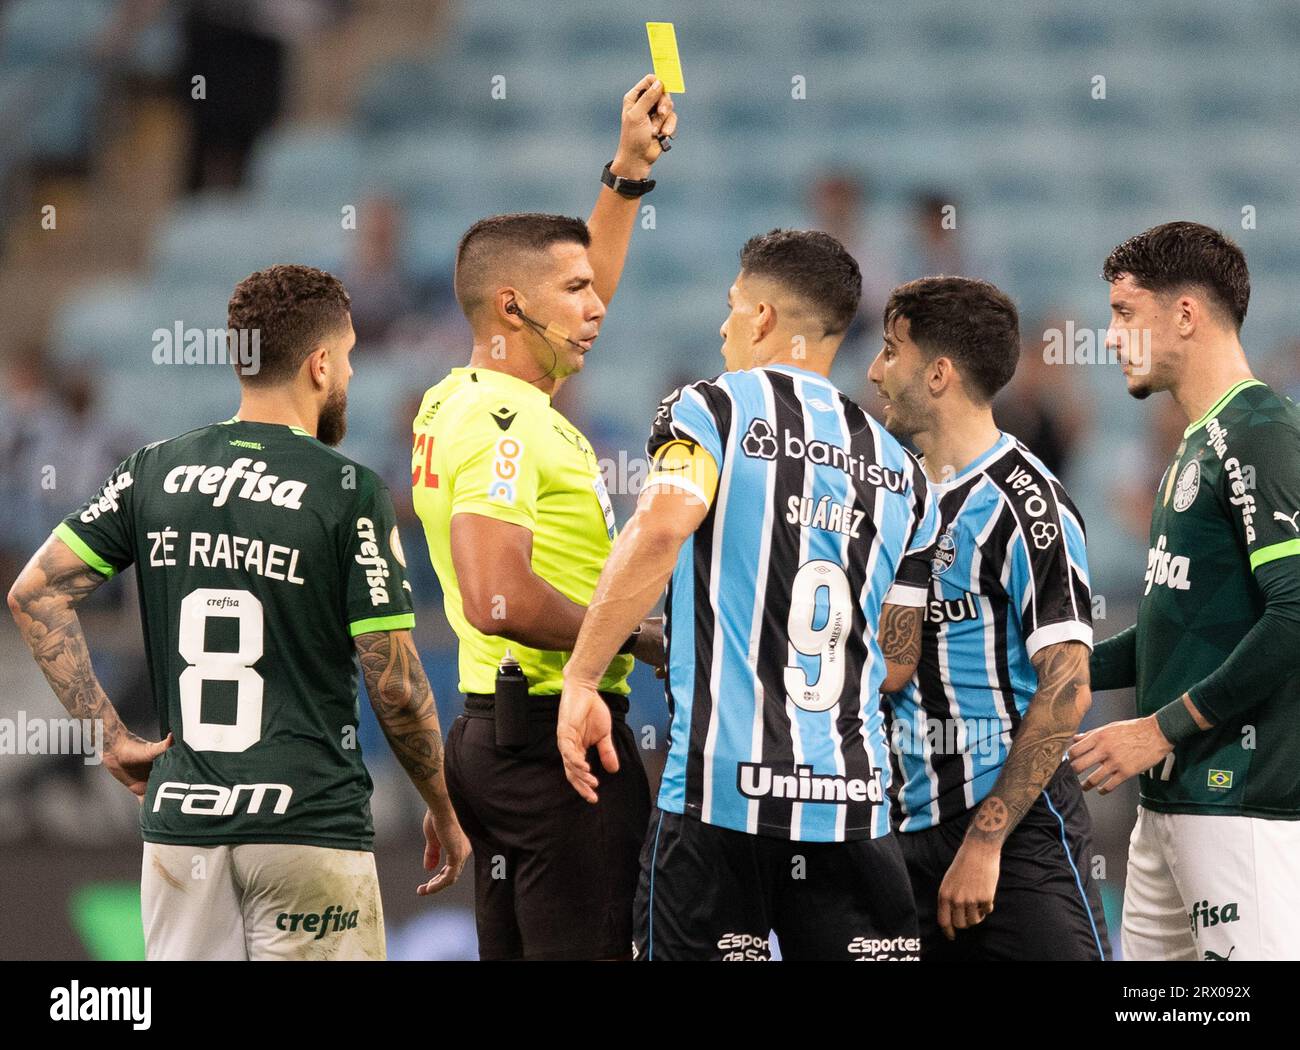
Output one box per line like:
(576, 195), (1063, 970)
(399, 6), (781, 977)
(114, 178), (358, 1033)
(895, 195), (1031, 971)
(1121, 806), (1300, 961)
(141, 841), (386, 961)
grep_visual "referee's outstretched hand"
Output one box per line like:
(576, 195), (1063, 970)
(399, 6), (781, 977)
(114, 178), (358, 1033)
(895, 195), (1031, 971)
(615, 74), (678, 173)
(558, 679), (618, 804)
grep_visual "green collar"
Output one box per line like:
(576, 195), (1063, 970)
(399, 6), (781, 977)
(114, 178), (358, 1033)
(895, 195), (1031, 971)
(1183, 378), (1263, 438)
(221, 415), (311, 436)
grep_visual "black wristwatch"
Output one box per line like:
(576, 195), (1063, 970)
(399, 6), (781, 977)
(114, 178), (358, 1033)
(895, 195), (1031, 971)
(618, 624), (643, 655)
(602, 161), (656, 199)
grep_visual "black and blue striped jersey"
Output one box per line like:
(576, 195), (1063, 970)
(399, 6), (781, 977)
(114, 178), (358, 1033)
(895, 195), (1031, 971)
(886, 433), (1092, 832)
(647, 364), (937, 843)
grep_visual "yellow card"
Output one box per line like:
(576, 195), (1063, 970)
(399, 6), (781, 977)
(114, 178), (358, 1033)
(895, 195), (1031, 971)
(646, 22), (685, 93)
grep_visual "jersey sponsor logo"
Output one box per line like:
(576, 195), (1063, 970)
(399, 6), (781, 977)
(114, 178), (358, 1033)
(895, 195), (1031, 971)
(488, 436), (523, 503)
(355, 517), (392, 605)
(276, 904), (360, 939)
(1004, 464), (1050, 517)
(848, 935), (922, 961)
(80, 470), (133, 522)
(1173, 460), (1200, 512)
(924, 592), (979, 625)
(152, 781), (293, 816)
(1273, 510), (1300, 532)
(931, 527), (957, 575)
(163, 457), (307, 510)
(737, 762), (884, 805)
(740, 417), (779, 459)
(1204, 946), (1236, 961)
(1206, 416), (1229, 459)
(785, 494), (866, 538)
(1223, 457), (1257, 543)
(1206, 418), (1258, 542)
(1207, 768), (1234, 790)
(1144, 535), (1191, 595)
(1188, 899), (1240, 940)
(739, 418), (906, 491)
(1029, 519), (1059, 550)
(716, 933), (772, 961)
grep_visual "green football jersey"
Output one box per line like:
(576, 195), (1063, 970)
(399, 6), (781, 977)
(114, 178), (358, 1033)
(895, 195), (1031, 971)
(1137, 379), (1300, 817)
(56, 418), (415, 849)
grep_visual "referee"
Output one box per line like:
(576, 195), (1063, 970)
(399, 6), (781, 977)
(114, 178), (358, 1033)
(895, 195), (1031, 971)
(410, 78), (675, 960)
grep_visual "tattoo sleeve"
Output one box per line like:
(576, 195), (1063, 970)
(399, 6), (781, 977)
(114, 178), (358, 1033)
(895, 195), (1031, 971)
(7, 536), (134, 749)
(965, 640), (1091, 847)
(353, 629), (453, 815)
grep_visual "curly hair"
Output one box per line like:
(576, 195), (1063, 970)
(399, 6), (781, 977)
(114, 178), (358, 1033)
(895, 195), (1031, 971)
(226, 264), (352, 386)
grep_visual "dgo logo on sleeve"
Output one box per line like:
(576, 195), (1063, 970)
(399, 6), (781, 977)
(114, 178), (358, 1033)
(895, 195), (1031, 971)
(488, 436), (524, 504)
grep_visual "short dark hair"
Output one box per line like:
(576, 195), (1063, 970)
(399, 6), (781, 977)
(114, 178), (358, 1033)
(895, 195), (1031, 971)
(1102, 221), (1250, 329)
(884, 276), (1020, 402)
(739, 229), (862, 337)
(227, 265), (351, 386)
(454, 213), (591, 319)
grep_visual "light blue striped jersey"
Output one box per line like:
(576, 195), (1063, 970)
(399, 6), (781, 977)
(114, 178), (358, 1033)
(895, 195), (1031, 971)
(886, 433), (1093, 832)
(647, 364), (937, 842)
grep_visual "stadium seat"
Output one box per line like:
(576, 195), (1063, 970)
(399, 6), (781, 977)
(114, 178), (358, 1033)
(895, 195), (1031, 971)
(151, 197), (351, 289)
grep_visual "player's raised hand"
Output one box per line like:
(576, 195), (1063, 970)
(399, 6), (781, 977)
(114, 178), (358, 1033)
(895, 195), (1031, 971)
(936, 839), (1000, 940)
(103, 731), (173, 802)
(417, 806), (471, 896)
(1070, 715), (1173, 795)
(557, 677), (617, 803)
(614, 75), (676, 178)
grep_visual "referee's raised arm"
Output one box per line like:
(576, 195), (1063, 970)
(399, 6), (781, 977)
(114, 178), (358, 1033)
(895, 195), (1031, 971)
(406, 78), (674, 961)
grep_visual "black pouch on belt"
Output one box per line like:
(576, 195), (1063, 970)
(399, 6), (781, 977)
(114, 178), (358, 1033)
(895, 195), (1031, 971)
(494, 650), (530, 749)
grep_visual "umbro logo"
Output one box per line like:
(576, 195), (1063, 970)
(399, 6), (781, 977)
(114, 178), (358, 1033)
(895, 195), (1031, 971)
(491, 406), (517, 431)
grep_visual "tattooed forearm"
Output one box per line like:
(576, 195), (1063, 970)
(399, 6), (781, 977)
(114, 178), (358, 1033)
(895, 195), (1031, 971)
(879, 603), (923, 691)
(354, 629), (453, 814)
(880, 603), (922, 667)
(7, 537), (133, 749)
(965, 641), (1091, 846)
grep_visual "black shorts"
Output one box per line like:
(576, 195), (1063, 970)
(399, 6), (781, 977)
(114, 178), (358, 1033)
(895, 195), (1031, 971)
(444, 693), (650, 960)
(898, 763), (1112, 961)
(632, 807), (919, 961)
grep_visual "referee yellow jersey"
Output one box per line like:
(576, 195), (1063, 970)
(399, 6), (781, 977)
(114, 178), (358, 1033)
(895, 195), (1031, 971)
(411, 366), (632, 696)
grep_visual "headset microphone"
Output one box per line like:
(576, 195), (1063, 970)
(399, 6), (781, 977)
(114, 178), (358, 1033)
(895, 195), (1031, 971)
(505, 299), (590, 383)
(506, 300), (587, 350)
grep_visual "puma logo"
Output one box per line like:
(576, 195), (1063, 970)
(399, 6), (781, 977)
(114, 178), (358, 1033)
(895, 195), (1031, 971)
(1203, 946), (1235, 961)
(1272, 510), (1300, 531)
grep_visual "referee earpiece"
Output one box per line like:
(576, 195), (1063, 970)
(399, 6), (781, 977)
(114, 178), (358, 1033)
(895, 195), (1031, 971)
(505, 301), (521, 316)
